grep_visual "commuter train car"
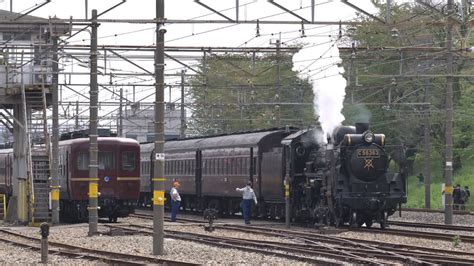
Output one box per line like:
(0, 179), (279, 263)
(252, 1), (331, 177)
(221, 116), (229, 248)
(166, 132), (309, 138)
(0, 137), (140, 223)
(139, 124), (406, 228)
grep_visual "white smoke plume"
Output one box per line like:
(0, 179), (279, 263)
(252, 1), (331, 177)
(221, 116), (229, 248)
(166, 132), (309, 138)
(293, 39), (346, 144)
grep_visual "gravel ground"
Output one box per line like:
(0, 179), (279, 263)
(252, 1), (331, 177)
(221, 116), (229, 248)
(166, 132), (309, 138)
(1, 210), (473, 264)
(391, 211), (474, 226)
(4, 223), (325, 265)
(338, 230), (474, 254)
(125, 217), (299, 244)
(0, 240), (94, 264)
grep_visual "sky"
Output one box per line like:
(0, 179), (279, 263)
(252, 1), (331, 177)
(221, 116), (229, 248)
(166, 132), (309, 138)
(0, 0), (380, 132)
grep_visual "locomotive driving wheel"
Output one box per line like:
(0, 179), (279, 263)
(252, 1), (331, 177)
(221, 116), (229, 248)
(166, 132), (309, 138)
(364, 218), (373, 228)
(333, 205), (343, 228)
(350, 212), (358, 228)
(380, 212), (388, 229)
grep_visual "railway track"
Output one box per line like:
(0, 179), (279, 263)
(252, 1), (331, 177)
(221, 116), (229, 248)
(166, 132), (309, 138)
(388, 220), (474, 232)
(125, 215), (474, 264)
(354, 227), (474, 244)
(107, 223), (404, 264)
(0, 228), (194, 265)
(218, 223), (474, 265)
(402, 208), (474, 215)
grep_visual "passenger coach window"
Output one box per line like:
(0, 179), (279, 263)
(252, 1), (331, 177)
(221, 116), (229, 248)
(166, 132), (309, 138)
(99, 152), (115, 170)
(122, 152), (136, 171)
(77, 152), (89, 170)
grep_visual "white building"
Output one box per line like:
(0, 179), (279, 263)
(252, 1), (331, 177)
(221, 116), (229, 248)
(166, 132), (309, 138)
(123, 103), (185, 142)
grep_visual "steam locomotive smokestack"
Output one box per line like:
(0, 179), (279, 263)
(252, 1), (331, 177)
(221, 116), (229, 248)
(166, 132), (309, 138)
(355, 122), (369, 134)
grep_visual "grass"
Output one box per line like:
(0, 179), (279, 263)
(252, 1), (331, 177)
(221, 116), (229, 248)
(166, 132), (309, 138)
(405, 154), (474, 211)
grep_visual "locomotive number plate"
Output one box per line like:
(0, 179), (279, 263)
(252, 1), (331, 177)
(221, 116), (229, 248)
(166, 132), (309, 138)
(357, 149), (380, 158)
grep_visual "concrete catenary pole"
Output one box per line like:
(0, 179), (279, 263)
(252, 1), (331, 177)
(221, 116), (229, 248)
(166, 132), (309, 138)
(275, 34), (281, 127)
(88, 9), (99, 236)
(180, 69), (185, 139)
(118, 88), (123, 137)
(75, 100), (79, 130)
(153, 0), (166, 255)
(423, 79), (431, 209)
(444, 0), (454, 225)
(51, 36), (60, 224)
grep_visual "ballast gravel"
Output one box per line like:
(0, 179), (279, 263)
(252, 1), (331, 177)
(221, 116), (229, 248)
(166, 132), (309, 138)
(0, 240), (93, 265)
(3, 223), (318, 265)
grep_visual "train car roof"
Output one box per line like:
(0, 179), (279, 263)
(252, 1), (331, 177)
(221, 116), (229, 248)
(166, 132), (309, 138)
(142, 129), (291, 152)
(59, 137), (139, 146)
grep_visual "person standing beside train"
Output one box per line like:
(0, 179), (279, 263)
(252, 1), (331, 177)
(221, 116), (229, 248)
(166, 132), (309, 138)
(170, 181), (181, 222)
(236, 181), (258, 224)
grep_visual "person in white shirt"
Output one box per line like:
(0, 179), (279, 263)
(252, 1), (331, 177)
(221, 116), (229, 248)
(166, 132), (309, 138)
(236, 181), (258, 224)
(170, 181), (181, 222)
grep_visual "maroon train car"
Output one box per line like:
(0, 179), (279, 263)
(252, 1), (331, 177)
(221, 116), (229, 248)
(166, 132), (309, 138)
(0, 149), (13, 199)
(59, 137), (140, 222)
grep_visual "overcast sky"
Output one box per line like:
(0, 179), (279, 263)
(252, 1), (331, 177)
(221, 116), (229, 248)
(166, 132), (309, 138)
(1, 0), (382, 131)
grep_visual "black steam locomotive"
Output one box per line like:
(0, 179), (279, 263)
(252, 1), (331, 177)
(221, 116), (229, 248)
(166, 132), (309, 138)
(287, 123), (406, 228)
(139, 123), (406, 228)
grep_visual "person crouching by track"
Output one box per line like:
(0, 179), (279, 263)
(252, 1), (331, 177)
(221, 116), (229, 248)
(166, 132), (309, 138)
(236, 181), (258, 225)
(170, 181), (181, 222)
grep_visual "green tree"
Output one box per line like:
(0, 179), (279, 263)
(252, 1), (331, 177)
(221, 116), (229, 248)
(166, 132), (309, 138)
(188, 52), (315, 135)
(340, 1), (474, 172)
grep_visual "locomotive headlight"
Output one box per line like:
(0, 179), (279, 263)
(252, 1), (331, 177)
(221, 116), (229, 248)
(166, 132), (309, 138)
(364, 132), (374, 143)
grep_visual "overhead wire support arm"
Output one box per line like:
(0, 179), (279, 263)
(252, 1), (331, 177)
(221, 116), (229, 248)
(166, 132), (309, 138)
(13, 0), (51, 21)
(415, 0), (462, 24)
(194, 0), (235, 22)
(97, 0), (127, 18)
(267, 0), (309, 23)
(61, 0), (126, 44)
(99, 84), (132, 104)
(341, 0), (386, 24)
(164, 53), (202, 75)
(108, 49), (153, 75)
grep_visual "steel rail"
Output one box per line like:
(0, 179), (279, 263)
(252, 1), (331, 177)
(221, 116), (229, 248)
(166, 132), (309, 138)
(106, 223), (382, 265)
(130, 211), (474, 263)
(353, 227), (474, 243)
(220, 224), (474, 265)
(389, 220), (474, 232)
(0, 229), (194, 265)
(402, 208), (474, 215)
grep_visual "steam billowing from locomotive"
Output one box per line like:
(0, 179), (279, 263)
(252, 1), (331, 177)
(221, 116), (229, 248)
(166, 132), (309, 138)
(293, 38), (346, 144)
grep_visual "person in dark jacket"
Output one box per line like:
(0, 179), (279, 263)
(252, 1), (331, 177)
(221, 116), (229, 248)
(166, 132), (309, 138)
(417, 173), (424, 187)
(461, 186), (469, 210)
(453, 184), (461, 210)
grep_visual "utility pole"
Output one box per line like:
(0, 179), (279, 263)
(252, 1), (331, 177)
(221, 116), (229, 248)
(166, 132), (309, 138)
(75, 101), (79, 130)
(275, 33), (281, 127)
(423, 78), (431, 209)
(88, 9), (99, 236)
(180, 69), (185, 139)
(153, 0), (165, 256)
(118, 88), (123, 137)
(385, 0), (391, 24)
(51, 36), (60, 224)
(444, 0), (454, 225)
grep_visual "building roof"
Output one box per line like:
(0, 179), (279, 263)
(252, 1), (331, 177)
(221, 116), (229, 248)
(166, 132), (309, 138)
(0, 9), (47, 21)
(0, 9), (69, 35)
